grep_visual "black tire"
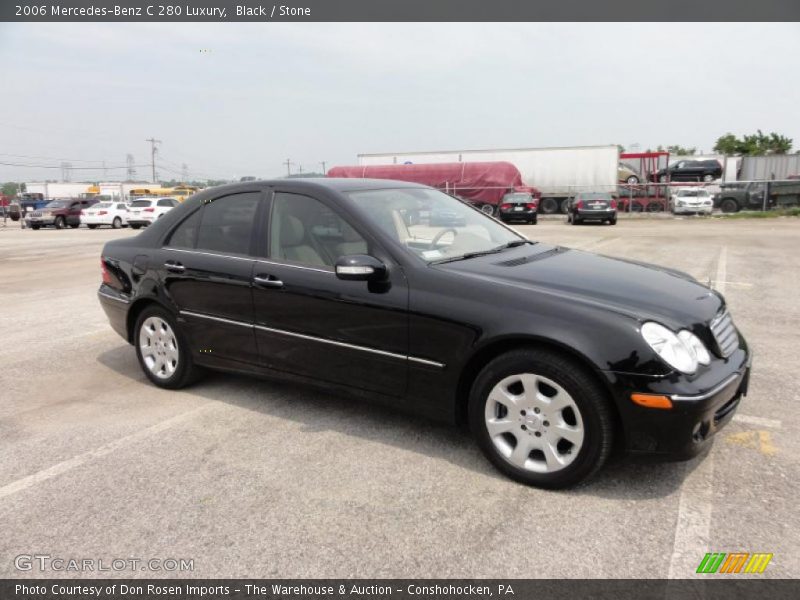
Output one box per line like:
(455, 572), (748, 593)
(112, 217), (122, 229)
(702, 174), (715, 182)
(31, 224), (41, 230)
(54, 216), (66, 229)
(530, 216), (538, 225)
(626, 176), (639, 184)
(87, 224), (98, 229)
(572, 216), (581, 225)
(540, 198), (559, 214)
(69, 223), (79, 228)
(468, 348), (614, 489)
(609, 217), (617, 225)
(130, 223), (142, 229)
(720, 198), (739, 214)
(134, 305), (204, 390)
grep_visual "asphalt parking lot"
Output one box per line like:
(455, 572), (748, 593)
(0, 216), (798, 579)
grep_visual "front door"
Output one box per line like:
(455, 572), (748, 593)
(252, 190), (409, 396)
(159, 191), (263, 365)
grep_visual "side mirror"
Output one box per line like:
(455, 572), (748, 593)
(335, 255), (386, 282)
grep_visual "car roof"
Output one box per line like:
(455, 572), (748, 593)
(197, 177), (428, 196)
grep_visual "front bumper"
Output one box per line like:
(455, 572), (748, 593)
(26, 216), (55, 226)
(608, 345), (751, 459)
(673, 205), (713, 215)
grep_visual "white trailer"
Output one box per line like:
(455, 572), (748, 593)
(24, 182), (95, 199)
(358, 145), (619, 213)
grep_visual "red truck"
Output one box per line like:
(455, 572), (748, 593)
(327, 161), (540, 216)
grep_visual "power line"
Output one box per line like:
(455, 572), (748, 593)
(0, 160), (149, 170)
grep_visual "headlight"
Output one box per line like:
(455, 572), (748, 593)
(678, 330), (711, 365)
(641, 322), (700, 374)
(677, 201), (685, 207)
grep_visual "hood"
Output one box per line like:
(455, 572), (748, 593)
(438, 244), (722, 328)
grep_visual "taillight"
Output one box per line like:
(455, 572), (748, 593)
(144, 207), (155, 212)
(526, 203), (537, 209)
(610, 200), (618, 209)
(101, 258), (113, 285)
(576, 200), (584, 209)
(98, 211), (108, 215)
(80, 210), (85, 215)
(500, 203), (512, 210)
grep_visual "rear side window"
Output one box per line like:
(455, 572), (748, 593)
(167, 209), (202, 249)
(196, 192), (261, 255)
(157, 199), (174, 207)
(131, 200), (151, 207)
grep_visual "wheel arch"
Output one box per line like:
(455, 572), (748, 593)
(126, 296), (173, 343)
(454, 336), (623, 440)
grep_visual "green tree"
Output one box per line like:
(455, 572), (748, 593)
(713, 130), (793, 155)
(666, 145), (697, 156)
(1, 182), (20, 196)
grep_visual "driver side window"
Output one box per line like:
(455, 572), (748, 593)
(270, 193), (368, 268)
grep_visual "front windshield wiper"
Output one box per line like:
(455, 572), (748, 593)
(430, 239), (536, 264)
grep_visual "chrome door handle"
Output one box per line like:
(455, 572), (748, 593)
(253, 274), (283, 288)
(164, 261), (185, 273)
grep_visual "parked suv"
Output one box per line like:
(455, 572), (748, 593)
(651, 160), (722, 183)
(26, 198), (98, 229)
(127, 197), (180, 229)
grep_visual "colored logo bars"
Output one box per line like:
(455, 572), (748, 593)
(696, 552), (773, 574)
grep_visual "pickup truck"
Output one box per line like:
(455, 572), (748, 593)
(26, 198), (98, 229)
(714, 180), (800, 213)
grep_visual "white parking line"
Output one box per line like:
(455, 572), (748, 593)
(733, 414), (782, 429)
(0, 404), (214, 501)
(667, 245), (728, 580)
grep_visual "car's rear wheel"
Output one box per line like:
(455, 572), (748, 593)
(572, 216), (581, 225)
(134, 306), (203, 389)
(609, 216), (617, 225)
(469, 348), (614, 489)
(87, 224), (98, 229)
(54, 216), (65, 229)
(626, 175), (639, 184)
(112, 217), (122, 229)
(31, 224), (40, 230)
(130, 224), (142, 229)
(720, 198), (739, 213)
(69, 223), (79, 228)
(703, 174), (715, 182)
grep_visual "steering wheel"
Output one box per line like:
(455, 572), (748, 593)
(429, 228), (458, 249)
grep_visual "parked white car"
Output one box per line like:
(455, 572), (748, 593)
(81, 201), (129, 229)
(127, 197), (180, 229)
(671, 188), (713, 215)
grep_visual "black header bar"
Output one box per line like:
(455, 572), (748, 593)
(3, 0), (800, 22)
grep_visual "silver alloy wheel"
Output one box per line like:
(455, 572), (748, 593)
(484, 373), (584, 473)
(139, 316), (179, 379)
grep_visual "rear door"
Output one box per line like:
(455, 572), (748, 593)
(251, 189), (409, 395)
(159, 191), (264, 365)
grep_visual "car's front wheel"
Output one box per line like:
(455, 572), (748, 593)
(468, 348), (614, 489)
(134, 306), (203, 389)
(112, 217), (122, 229)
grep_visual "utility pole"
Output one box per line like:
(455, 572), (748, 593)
(145, 137), (161, 183)
(320, 161), (327, 174)
(283, 158), (293, 177)
(181, 163), (189, 183)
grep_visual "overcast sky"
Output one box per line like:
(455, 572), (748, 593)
(1, 22), (799, 183)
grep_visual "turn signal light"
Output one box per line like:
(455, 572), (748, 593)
(631, 393), (673, 410)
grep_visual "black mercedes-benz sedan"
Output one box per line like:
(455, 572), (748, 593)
(98, 179), (751, 489)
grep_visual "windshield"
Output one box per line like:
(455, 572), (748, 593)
(347, 187), (525, 263)
(44, 201), (68, 208)
(575, 193), (612, 201)
(677, 190), (709, 197)
(131, 200), (152, 207)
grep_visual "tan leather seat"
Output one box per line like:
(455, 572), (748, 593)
(276, 213), (326, 266)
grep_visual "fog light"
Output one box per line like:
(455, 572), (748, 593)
(631, 393), (673, 410)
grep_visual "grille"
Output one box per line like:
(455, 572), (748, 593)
(710, 309), (739, 358)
